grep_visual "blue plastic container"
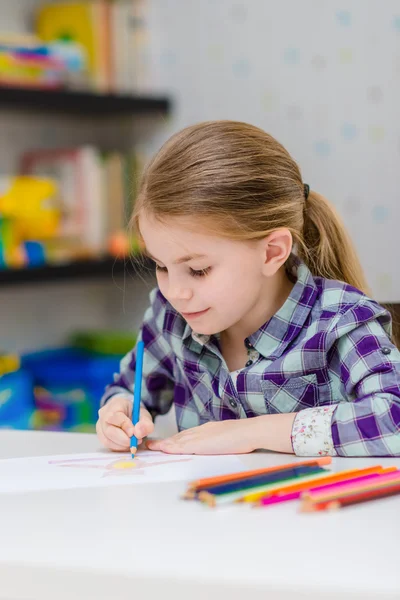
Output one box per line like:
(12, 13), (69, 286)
(0, 369), (35, 429)
(21, 348), (121, 429)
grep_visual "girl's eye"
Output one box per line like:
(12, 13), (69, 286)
(155, 264), (167, 273)
(190, 267), (211, 277)
(155, 264), (211, 277)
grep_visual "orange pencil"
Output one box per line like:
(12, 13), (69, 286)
(301, 481), (400, 512)
(255, 467), (397, 507)
(245, 465), (395, 504)
(302, 471), (400, 503)
(186, 456), (332, 493)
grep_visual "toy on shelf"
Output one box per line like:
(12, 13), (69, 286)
(0, 352), (20, 376)
(0, 176), (60, 268)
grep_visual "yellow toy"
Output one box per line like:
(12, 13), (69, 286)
(0, 176), (60, 239)
(0, 353), (20, 376)
(0, 176), (61, 268)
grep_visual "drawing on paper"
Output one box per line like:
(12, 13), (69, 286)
(48, 453), (192, 478)
(0, 451), (245, 495)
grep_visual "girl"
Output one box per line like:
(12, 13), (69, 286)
(97, 121), (400, 457)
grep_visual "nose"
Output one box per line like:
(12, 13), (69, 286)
(166, 279), (193, 302)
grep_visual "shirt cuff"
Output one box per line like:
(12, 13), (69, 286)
(100, 389), (133, 408)
(291, 406), (338, 456)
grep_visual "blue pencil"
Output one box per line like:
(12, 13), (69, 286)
(130, 340), (145, 458)
(197, 465), (326, 497)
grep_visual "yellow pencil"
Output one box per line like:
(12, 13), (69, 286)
(241, 465), (393, 503)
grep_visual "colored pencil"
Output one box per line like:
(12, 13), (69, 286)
(187, 456), (332, 492)
(302, 471), (400, 503)
(130, 340), (145, 458)
(198, 468), (328, 507)
(197, 465), (325, 497)
(251, 465), (395, 505)
(185, 464), (328, 501)
(241, 471), (347, 502)
(253, 466), (395, 503)
(246, 466), (387, 503)
(301, 481), (400, 513)
(257, 468), (398, 507)
(184, 462), (330, 500)
(302, 469), (400, 500)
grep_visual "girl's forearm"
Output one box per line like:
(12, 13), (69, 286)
(250, 413), (297, 454)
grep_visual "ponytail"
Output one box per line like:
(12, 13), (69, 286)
(299, 189), (369, 294)
(299, 189), (399, 347)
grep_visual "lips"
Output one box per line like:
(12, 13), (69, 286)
(181, 308), (210, 319)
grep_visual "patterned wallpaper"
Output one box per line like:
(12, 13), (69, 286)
(148, 0), (400, 302)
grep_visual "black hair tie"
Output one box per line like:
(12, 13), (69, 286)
(304, 184), (310, 200)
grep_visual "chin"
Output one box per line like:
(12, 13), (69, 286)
(192, 324), (219, 335)
(188, 318), (222, 335)
(193, 318), (233, 336)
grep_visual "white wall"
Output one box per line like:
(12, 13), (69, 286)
(147, 0), (400, 302)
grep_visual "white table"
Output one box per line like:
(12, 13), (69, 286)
(0, 430), (399, 600)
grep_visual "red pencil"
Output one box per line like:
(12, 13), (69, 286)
(303, 471), (400, 503)
(258, 469), (396, 507)
(301, 481), (400, 512)
(253, 465), (395, 505)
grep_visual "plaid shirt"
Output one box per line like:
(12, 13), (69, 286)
(102, 259), (400, 457)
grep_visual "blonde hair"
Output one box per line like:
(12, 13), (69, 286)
(131, 120), (396, 341)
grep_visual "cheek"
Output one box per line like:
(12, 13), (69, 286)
(155, 272), (167, 294)
(211, 260), (259, 299)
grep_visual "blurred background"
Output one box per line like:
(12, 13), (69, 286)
(0, 0), (399, 434)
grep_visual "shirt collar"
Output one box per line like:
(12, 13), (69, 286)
(182, 257), (319, 359)
(182, 324), (212, 353)
(248, 257), (319, 359)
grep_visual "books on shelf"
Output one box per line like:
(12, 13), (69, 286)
(20, 146), (146, 256)
(36, 0), (150, 94)
(0, 146), (147, 270)
(0, 35), (86, 90)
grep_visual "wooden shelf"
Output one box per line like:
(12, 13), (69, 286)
(0, 256), (153, 286)
(0, 85), (171, 116)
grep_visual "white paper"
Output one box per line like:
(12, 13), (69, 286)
(0, 450), (245, 494)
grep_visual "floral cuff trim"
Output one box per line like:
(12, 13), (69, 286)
(291, 405), (338, 456)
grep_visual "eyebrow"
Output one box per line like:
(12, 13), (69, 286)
(145, 250), (207, 265)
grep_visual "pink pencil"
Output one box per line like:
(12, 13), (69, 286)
(304, 470), (400, 502)
(259, 470), (399, 507)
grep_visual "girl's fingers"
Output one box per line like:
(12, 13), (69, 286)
(97, 408), (152, 451)
(146, 438), (161, 451)
(147, 438), (181, 454)
(96, 421), (127, 452)
(103, 422), (131, 449)
(106, 412), (135, 437)
(134, 417), (154, 439)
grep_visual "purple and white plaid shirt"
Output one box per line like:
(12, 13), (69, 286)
(102, 259), (400, 457)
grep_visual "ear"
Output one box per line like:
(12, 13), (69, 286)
(260, 228), (293, 276)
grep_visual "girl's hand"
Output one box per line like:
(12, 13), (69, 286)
(146, 419), (257, 455)
(96, 394), (154, 452)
